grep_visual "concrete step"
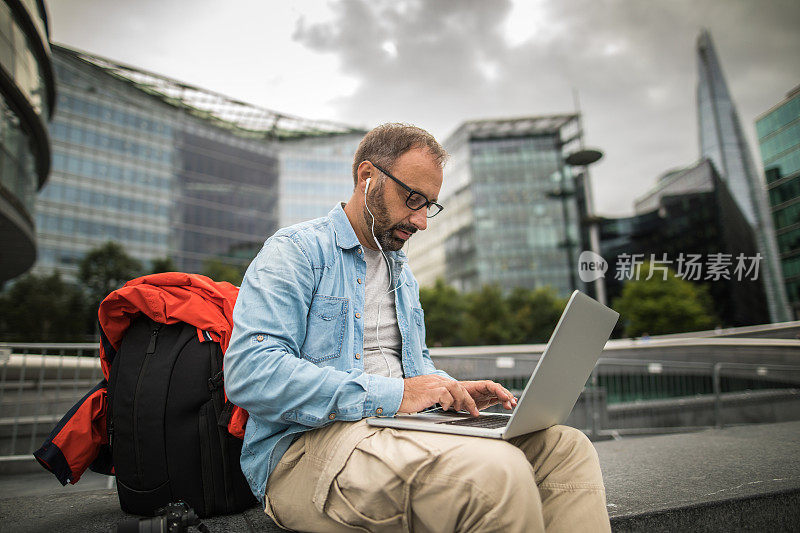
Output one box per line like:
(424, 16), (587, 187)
(1, 421), (798, 532)
(597, 421), (800, 531)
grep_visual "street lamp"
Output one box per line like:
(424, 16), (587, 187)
(566, 148), (606, 306)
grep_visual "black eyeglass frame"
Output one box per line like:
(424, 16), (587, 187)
(369, 162), (444, 218)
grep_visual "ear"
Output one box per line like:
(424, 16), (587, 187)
(355, 161), (373, 194)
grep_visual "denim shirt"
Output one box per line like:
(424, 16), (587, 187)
(224, 203), (453, 502)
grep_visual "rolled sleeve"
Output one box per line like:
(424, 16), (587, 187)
(363, 375), (404, 417)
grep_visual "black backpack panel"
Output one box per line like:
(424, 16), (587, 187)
(107, 315), (256, 517)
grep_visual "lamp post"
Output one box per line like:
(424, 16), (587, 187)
(566, 148), (606, 306)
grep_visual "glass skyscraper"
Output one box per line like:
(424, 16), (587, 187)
(33, 44), (361, 281)
(756, 85), (800, 318)
(0, 0), (55, 284)
(696, 28), (791, 322)
(409, 116), (585, 297)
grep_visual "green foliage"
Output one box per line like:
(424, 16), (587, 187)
(419, 280), (566, 347)
(463, 285), (511, 345)
(612, 263), (716, 337)
(0, 272), (88, 342)
(419, 279), (466, 346)
(149, 256), (177, 274)
(79, 241), (143, 310)
(202, 258), (246, 286)
(506, 287), (567, 344)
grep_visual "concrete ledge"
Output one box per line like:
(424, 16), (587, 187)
(1, 422), (798, 532)
(597, 421), (800, 530)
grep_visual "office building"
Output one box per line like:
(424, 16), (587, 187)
(0, 0), (55, 284)
(34, 44), (361, 280)
(756, 85), (800, 318)
(279, 132), (363, 227)
(409, 115), (586, 297)
(696, 28), (790, 322)
(599, 159), (768, 326)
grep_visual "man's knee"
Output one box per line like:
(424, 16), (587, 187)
(546, 425), (598, 459)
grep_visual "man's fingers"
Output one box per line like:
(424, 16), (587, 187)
(446, 381), (479, 416)
(437, 387), (455, 412)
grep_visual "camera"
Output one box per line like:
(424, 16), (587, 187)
(113, 502), (209, 533)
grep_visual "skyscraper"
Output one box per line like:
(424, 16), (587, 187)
(408, 115), (585, 297)
(696, 28), (791, 322)
(756, 85), (800, 318)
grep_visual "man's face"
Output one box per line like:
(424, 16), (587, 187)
(362, 148), (443, 252)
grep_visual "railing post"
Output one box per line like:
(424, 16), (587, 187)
(713, 363), (723, 429)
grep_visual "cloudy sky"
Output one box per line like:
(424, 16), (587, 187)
(49, 0), (800, 216)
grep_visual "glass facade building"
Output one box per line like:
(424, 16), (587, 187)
(279, 132), (363, 227)
(757, 85), (800, 318)
(33, 44), (361, 281)
(696, 28), (790, 322)
(409, 116), (585, 297)
(0, 0), (55, 283)
(603, 159), (769, 326)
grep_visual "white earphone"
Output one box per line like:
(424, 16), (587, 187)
(362, 172), (407, 377)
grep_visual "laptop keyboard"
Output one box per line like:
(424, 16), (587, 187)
(436, 415), (510, 429)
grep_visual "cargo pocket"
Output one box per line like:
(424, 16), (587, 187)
(301, 295), (348, 363)
(324, 429), (437, 533)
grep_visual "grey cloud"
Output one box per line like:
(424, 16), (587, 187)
(293, 0), (800, 215)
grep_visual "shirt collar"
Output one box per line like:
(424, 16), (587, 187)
(329, 203), (408, 264)
(330, 203), (360, 250)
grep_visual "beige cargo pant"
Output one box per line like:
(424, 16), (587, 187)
(265, 420), (610, 532)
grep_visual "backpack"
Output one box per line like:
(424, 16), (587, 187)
(106, 315), (256, 517)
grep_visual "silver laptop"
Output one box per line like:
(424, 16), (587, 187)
(367, 290), (619, 439)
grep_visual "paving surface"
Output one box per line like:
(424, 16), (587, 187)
(596, 421), (800, 517)
(1, 421), (799, 532)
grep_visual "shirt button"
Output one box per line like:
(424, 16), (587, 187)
(355, 353), (361, 360)
(357, 248), (363, 254)
(256, 335), (264, 342)
(328, 413), (336, 420)
(357, 278), (362, 284)
(376, 408), (383, 415)
(355, 312), (361, 319)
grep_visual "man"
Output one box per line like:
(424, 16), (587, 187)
(225, 124), (611, 532)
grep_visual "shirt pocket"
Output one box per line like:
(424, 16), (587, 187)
(301, 295), (349, 363)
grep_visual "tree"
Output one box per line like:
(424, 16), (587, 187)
(79, 241), (143, 311)
(0, 272), (88, 342)
(419, 279), (467, 346)
(202, 258), (246, 286)
(149, 256), (177, 274)
(612, 263), (716, 337)
(463, 284), (512, 345)
(506, 286), (566, 344)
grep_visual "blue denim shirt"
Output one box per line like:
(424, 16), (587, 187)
(225, 203), (453, 501)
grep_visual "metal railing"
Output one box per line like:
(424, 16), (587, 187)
(431, 352), (800, 438)
(0, 345), (102, 461)
(1, 343), (799, 464)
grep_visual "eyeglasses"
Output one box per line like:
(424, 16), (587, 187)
(369, 162), (444, 218)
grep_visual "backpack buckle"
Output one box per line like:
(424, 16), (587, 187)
(207, 370), (224, 392)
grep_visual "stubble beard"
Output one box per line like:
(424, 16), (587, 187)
(363, 182), (415, 252)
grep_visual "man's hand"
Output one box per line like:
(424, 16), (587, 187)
(458, 380), (517, 411)
(398, 377), (518, 416)
(399, 375), (480, 416)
